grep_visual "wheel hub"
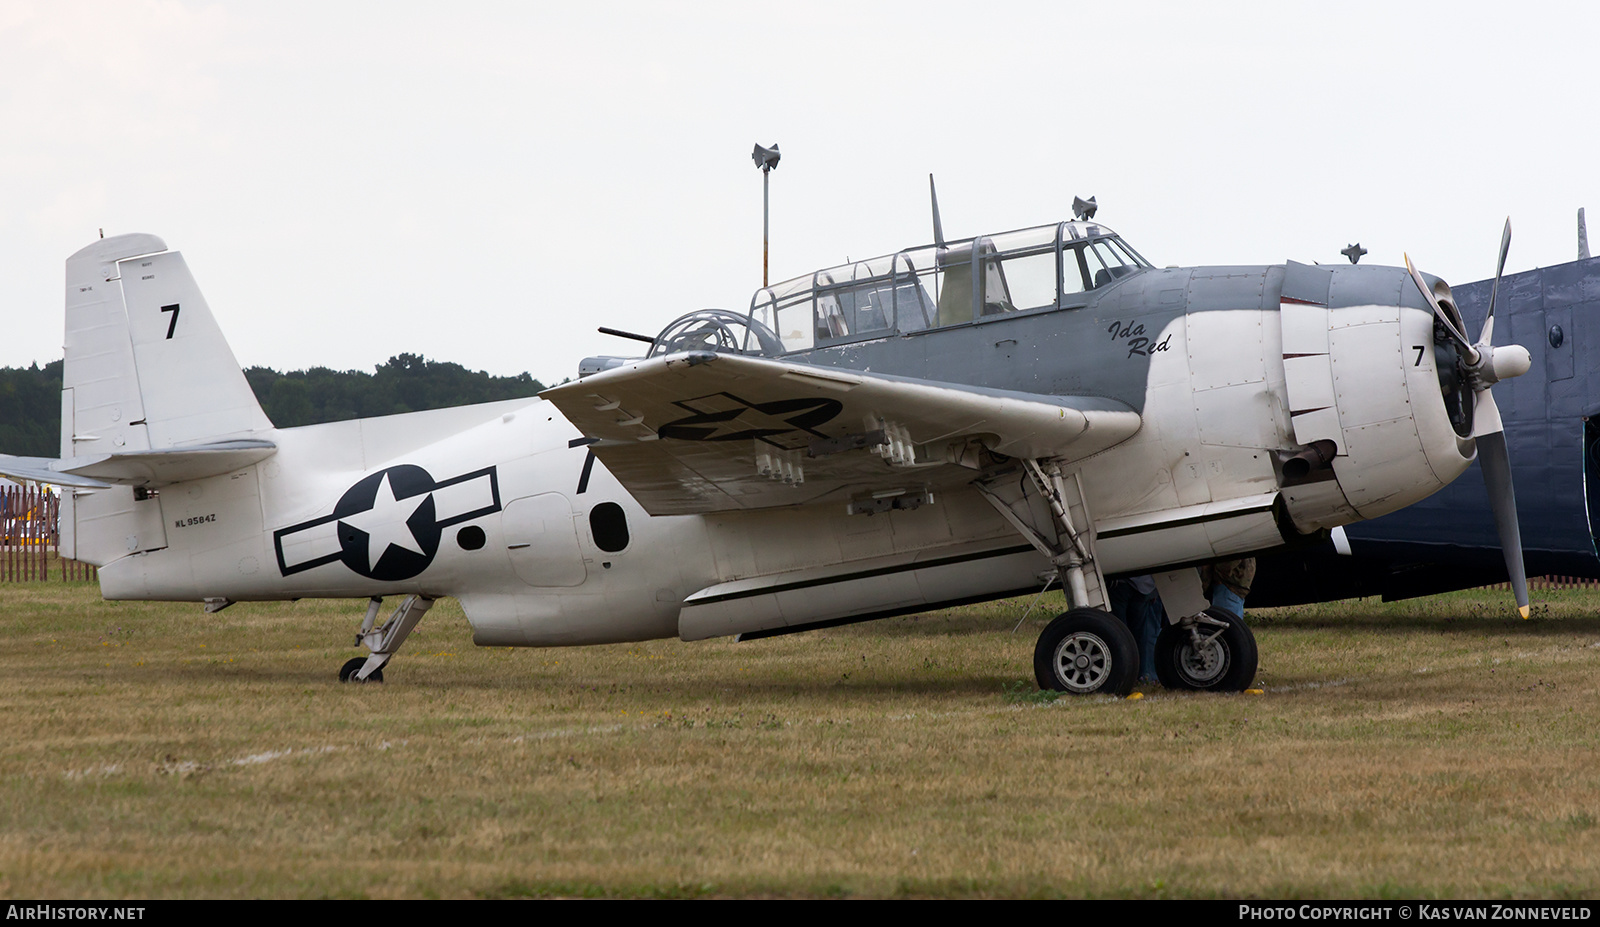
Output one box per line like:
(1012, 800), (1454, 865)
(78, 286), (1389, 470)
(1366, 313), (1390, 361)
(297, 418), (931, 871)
(1178, 638), (1227, 684)
(1053, 632), (1112, 693)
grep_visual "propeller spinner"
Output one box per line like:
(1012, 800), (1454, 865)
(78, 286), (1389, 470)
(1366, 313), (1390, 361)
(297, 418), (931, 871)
(1405, 220), (1534, 617)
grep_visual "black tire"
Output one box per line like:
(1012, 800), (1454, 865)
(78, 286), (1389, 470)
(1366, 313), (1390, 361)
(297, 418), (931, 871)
(339, 657), (383, 684)
(1033, 607), (1140, 696)
(1153, 607), (1257, 692)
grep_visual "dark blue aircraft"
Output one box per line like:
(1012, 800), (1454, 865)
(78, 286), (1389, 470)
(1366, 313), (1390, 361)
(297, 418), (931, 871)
(1253, 231), (1600, 607)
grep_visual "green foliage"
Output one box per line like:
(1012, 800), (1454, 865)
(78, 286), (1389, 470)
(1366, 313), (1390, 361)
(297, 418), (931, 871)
(1001, 678), (1059, 704)
(242, 354), (546, 427)
(0, 356), (547, 449)
(0, 360), (63, 457)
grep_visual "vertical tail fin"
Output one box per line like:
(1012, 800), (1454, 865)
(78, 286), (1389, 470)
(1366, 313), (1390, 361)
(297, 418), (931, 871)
(60, 234), (272, 564)
(65, 234), (271, 455)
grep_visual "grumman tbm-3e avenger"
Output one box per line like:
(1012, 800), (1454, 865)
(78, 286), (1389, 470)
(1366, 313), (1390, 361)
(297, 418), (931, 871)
(0, 189), (1535, 695)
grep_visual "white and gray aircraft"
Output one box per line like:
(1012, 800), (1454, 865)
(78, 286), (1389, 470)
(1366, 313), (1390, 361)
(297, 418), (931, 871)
(0, 202), (1533, 695)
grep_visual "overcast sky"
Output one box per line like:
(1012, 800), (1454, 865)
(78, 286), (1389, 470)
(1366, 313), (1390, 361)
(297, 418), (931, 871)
(1, 1), (1594, 385)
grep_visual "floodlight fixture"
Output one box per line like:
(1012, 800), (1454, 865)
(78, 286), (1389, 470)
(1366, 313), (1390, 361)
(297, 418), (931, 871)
(752, 143), (780, 173)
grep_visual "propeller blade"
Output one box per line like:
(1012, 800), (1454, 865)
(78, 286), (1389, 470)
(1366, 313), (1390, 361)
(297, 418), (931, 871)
(1476, 428), (1530, 618)
(1415, 223), (1528, 619)
(1405, 253), (1474, 352)
(1479, 218), (1512, 347)
(1471, 378), (1506, 438)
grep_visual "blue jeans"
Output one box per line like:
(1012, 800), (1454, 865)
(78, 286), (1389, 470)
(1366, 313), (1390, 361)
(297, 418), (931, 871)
(1209, 583), (1245, 619)
(1110, 581), (1163, 681)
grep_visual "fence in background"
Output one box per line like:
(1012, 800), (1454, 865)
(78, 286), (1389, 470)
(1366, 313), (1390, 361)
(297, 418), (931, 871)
(1512, 576), (1600, 591)
(0, 483), (96, 582)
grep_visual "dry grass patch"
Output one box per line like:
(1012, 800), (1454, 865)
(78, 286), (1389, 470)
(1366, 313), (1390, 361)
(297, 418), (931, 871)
(1, 582), (1598, 897)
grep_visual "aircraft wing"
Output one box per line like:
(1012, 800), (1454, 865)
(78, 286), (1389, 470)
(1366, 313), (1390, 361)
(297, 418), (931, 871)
(541, 351), (1140, 515)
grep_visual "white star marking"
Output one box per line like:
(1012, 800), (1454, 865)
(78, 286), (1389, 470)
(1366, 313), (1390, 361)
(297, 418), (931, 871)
(339, 472), (428, 568)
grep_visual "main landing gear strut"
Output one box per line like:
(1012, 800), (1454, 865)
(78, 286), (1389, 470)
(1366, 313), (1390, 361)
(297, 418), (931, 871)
(978, 459), (1258, 695)
(339, 594), (433, 683)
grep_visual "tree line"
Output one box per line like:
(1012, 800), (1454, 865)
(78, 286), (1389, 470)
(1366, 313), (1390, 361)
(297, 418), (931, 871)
(0, 355), (548, 457)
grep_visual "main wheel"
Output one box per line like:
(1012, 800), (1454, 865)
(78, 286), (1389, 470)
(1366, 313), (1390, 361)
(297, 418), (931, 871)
(1034, 607), (1140, 696)
(339, 657), (383, 684)
(1153, 608), (1257, 692)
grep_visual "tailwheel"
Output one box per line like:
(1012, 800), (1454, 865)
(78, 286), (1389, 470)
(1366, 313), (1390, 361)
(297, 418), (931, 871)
(339, 594), (433, 683)
(339, 657), (383, 684)
(1154, 607), (1258, 692)
(1033, 607), (1140, 696)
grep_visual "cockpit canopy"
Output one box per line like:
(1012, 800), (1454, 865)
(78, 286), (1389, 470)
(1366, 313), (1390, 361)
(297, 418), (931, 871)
(648, 221), (1151, 360)
(647, 309), (785, 359)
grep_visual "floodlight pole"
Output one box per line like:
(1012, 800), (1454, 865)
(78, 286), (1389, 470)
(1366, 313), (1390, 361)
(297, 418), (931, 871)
(763, 167), (770, 287)
(752, 143), (780, 286)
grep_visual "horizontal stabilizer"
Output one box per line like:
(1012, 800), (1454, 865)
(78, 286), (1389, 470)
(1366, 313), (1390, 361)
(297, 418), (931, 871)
(0, 440), (276, 490)
(0, 456), (110, 489)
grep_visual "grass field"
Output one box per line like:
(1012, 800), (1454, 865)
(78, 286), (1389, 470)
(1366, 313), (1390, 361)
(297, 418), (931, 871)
(1, 579), (1598, 899)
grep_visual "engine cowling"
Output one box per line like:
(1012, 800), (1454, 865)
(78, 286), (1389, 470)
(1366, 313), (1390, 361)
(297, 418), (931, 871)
(1276, 261), (1477, 530)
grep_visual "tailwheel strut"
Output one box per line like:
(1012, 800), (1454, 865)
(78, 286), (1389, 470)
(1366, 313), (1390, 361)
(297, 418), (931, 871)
(340, 594), (434, 683)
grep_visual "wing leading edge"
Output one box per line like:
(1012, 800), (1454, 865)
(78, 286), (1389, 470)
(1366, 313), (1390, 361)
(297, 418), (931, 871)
(541, 351), (1141, 515)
